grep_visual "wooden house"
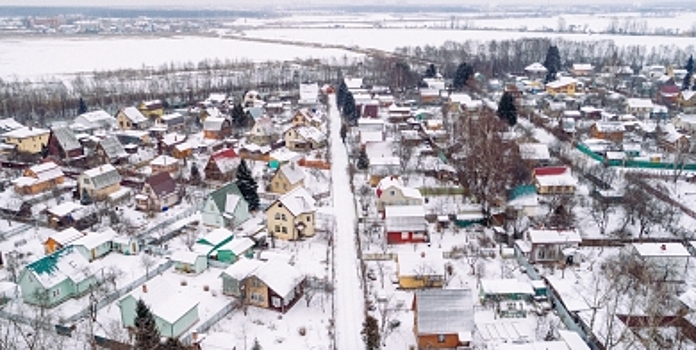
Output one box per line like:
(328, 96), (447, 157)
(626, 98), (654, 119)
(247, 116), (277, 146)
(291, 108), (323, 129)
(533, 166), (577, 195)
(368, 156), (401, 187)
(375, 176), (423, 213)
(269, 162), (305, 194)
(385, 205), (428, 244)
(46, 201), (97, 231)
(12, 161), (65, 195)
(2, 127), (50, 155)
(266, 186), (316, 241)
(283, 125), (326, 152)
(661, 131), (690, 152)
(43, 227), (85, 254)
(78, 164), (122, 202)
(590, 122), (625, 143)
(18, 246), (99, 307)
(171, 250), (208, 275)
(73, 110), (116, 135)
(116, 107), (150, 130)
(571, 63), (594, 77)
(203, 117), (232, 140)
(137, 99), (165, 119)
(157, 112), (185, 133)
(397, 252), (445, 289)
(71, 228), (116, 262)
(478, 278), (534, 305)
(135, 172), (180, 212)
(515, 229), (582, 264)
(149, 155), (180, 177)
(220, 258), (304, 313)
(111, 235), (140, 255)
(413, 289), (474, 349)
(204, 148), (240, 182)
(680, 90), (696, 109)
(47, 127), (83, 162)
(201, 182), (250, 228)
(194, 228), (255, 264)
(96, 136), (129, 165)
(545, 78), (578, 96)
(172, 142), (194, 160)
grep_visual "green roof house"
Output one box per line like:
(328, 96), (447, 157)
(18, 246), (101, 307)
(201, 183), (250, 228)
(194, 228), (255, 264)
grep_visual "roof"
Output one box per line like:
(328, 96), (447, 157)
(171, 250), (205, 265)
(398, 252), (444, 276)
(82, 164), (121, 190)
(14, 161), (64, 187)
(679, 288), (696, 310)
(210, 148), (239, 173)
(626, 98), (654, 109)
(198, 228), (234, 247)
(385, 205), (426, 232)
(220, 257), (264, 280)
(558, 330), (591, 350)
(276, 186), (315, 216)
(253, 258), (304, 297)
(0, 118), (24, 132)
(25, 246), (94, 289)
(479, 279), (534, 295)
(203, 116), (227, 131)
(3, 126), (49, 139)
(534, 167), (577, 188)
(593, 122), (625, 133)
(51, 127), (81, 152)
(572, 63), (593, 71)
(153, 293), (199, 324)
(527, 229), (581, 244)
(207, 182), (245, 215)
(632, 242), (690, 258)
(519, 143), (550, 160)
(277, 163), (305, 185)
(219, 237), (255, 255)
(288, 125), (326, 143)
(98, 136), (128, 161)
(120, 107), (148, 123)
(150, 155), (178, 167)
(46, 227), (84, 246)
(120, 277), (198, 326)
(71, 228), (116, 251)
(160, 112), (184, 126)
(415, 289), (474, 335)
(546, 77), (577, 89)
(145, 171), (176, 197)
(74, 110), (115, 129)
(524, 62), (548, 73)
(47, 201), (84, 217)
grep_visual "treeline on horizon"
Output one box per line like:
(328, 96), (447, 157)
(0, 6), (270, 19)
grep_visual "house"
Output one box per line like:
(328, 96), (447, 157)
(269, 162), (305, 194)
(388, 104), (412, 123)
(172, 142), (194, 160)
(679, 90), (696, 109)
(631, 243), (690, 282)
(46, 201), (97, 230)
(284, 125), (326, 152)
(47, 127), (83, 161)
(571, 63), (594, 77)
(368, 156), (401, 186)
(673, 114), (696, 134)
(524, 62), (547, 78)
(112, 234), (140, 255)
(201, 182), (250, 228)
(515, 229), (582, 264)
(533, 166), (577, 194)
(171, 250), (208, 275)
(243, 90), (263, 107)
(195, 229), (255, 263)
(199, 106), (222, 123)
(96, 136), (129, 164)
(507, 185), (540, 218)
(157, 112), (185, 132)
(478, 278), (534, 304)
(545, 77), (578, 96)
(135, 172), (180, 212)
(358, 118), (386, 144)
(266, 186), (316, 241)
(247, 116), (277, 146)
(3, 126), (50, 154)
(590, 122), (625, 143)
(12, 161), (65, 195)
(397, 252), (445, 289)
(220, 258), (304, 313)
(116, 106), (150, 130)
(78, 164), (122, 201)
(137, 99), (165, 119)
(518, 143), (551, 166)
(375, 176), (424, 213)
(385, 205), (428, 244)
(73, 110), (116, 134)
(204, 148), (240, 182)
(413, 289), (474, 349)
(298, 82), (319, 105)
(626, 98), (654, 118)
(118, 279), (199, 338)
(203, 117), (232, 140)
(70, 228), (116, 262)
(43, 227), (85, 254)
(150, 155), (180, 177)
(359, 100), (380, 118)
(18, 246), (99, 307)
(0, 118), (24, 133)
(661, 130), (690, 152)
(113, 129), (151, 147)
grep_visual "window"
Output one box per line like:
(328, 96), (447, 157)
(251, 278), (260, 287)
(390, 190), (395, 196)
(306, 216), (311, 223)
(250, 293), (264, 303)
(275, 213), (280, 220)
(437, 334), (446, 343)
(274, 225), (280, 233)
(281, 214), (286, 221)
(401, 232), (409, 240)
(281, 226), (287, 233)
(52, 289), (60, 297)
(272, 296), (281, 308)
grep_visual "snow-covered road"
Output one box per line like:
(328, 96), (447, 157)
(329, 95), (364, 349)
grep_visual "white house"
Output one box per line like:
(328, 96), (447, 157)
(516, 229), (582, 264)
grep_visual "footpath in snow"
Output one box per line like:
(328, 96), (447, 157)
(329, 95), (364, 349)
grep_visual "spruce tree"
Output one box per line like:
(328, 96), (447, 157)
(686, 54), (694, 75)
(361, 315), (380, 350)
(251, 338), (262, 350)
(162, 337), (188, 350)
(453, 62), (474, 90)
(134, 299), (161, 350)
(543, 45), (561, 83)
(497, 91), (518, 127)
(357, 147), (370, 170)
(683, 72), (693, 91)
(77, 97), (88, 115)
(425, 63), (437, 78)
(340, 123), (347, 143)
(231, 103), (248, 128)
(190, 162), (201, 185)
(343, 92), (358, 124)
(236, 159), (260, 211)
(336, 80), (349, 111)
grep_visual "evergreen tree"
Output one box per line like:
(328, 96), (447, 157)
(425, 63), (437, 78)
(357, 147), (370, 170)
(134, 299), (161, 350)
(683, 72), (693, 91)
(340, 123), (347, 143)
(162, 337), (188, 350)
(40, 143), (49, 159)
(190, 162), (201, 185)
(361, 315), (380, 350)
(251, 338), (262, 350)
(686, 54), (694, 75)
(543, 45), (561, 83)
(231, 103), (248, 128)
(80, 188), (93, 206)
(336, 80), (349, 111)
(453, 62), (474, 90)
(236, 159), (260, 211)
(343, 92), (358, 124)
(77, 97), (88, 115)
(497, 91), (518, 127)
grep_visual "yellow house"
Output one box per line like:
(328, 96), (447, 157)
(78, 164), (122, 201)
(545, 78), (577, 96)
(3, 127), (50, 154)
(269, 162), (305, 194)
(116, 106), (150, 130)
(137, 100), (164, 119)
(266, 186), (316, 241)
(13, 161), (65, 195)
(397, 252), (445, 289)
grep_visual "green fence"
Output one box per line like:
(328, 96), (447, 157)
(419, 187), (466, 196)
(576, 144), (696, 170)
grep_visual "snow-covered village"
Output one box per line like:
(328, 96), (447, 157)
(1, 3), (696, 350)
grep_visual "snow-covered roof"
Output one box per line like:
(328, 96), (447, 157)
(527, 229), (581, 244)
(99, 136), (128, 161)
(398, 252), (444, 276)
(71, 229), (116, 250)
(0, 118), (24, 132)
(82, 164), (121, 190)
(25, 246), (93, 289)
(150, 155), (178, 167)
(120, 277), (199, 326)
(558, 330), (591, 350)
(632, 242), (690, 258)
(546, 77), (577, 89)
(572, 63), (593, 71)
(679, 288), (696, 310)
(519, 143), (550, 160)
(626, 98), (654, 109)
(682, 90), (696, 101)
(3, 126), (49, 139)
(385, 205), (426, 232)
(219, 237), (255, 255)
(203, 116), (226, 131)
(199, 228), (234, 246)
(46, 227), (84, 246)
(171, 250), (205, 265)
(14, 161), (64, 187)
(254, 258), (304, 297)
(534, 168), (577, 188)
(74, 110), (115, 130)
(479, 279), (534, 296)
(524, 62), (548, 73)
(155, 293), (199, 324)
(47, 201), (84, 217)
(415, 289), (473, 335)
(278, 163), (304, 185)
(276, 186), (315, 216)
(120, 106), (148, 123)
(51, 126), (81, 152)
(593, 121), (625, 133)
(220, 257), (264, 280)
(545, 276), (591, 312)
(291, 125), (326, 143)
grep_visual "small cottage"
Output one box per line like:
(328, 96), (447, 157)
(248, 116), (278, 146)
(266, 186), (316, 241)
(413, 289), (474, 349)
(283, 125), (326, 152)
(150, 155), (180, 177)
(96, 136), (129, 165)
(201, 182), (250, 228)
(135, 172), (180, 212)
(397, 252), (445, 289)
(171, 250), (208, 275)
(116, 107), (150, 130)
(78, 164), (122, 202)
(44, 227), (85, 254)
(515, 229), (582, 264)
(12, 161), (65, 195)
(269, 162), (305, 194)
(384, 205), (428, 244)
(533, 166), (577, 195)
(204, 148), (239, 182)
(203, 117), (232, 140)
(375, 176), (423, 213)
(70, 228), (116, 262)
(47, 126), (83, 162)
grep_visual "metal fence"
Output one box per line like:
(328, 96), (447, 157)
(180, 301), (237, 345)
(1, 222), (33, 240)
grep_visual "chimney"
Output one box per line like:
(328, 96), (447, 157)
(142, 284), (148, 293)
(661, 244), (666, 251)
(192, 330), (198, 342)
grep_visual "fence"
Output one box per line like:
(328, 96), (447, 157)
(180, 301), (237, 345)
(137, 204), (201, 242)
(1, 222), (33, 240)
(362, 253), (396, 261)
(576, 143), (696, 170)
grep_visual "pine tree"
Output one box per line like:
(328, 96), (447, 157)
(40, 143), (49, 159)
(134, 299), (161, 350)
(162, 337), (188, 350)
(80, 188), (93, 205)
(686, 54), (694, 75)
(683, 72), (693, 91)
(343, 92), (358, 124)
(497, 91), (518, 127)
(357, 147), (370, 170)
(425, 63), (437, 78)
(361, 315), (380, 350)
(236, 159), (260, 211)
(77, 97), (88, 115)
(336, 80), (349, 111)
(453, 62), (474, 90)
(190, 162), (201, 185)
(231, 103), (248, 128)
(251, 338), (262, 350)
(543, 45), (561, 83)
(340, 123), (347, 143)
